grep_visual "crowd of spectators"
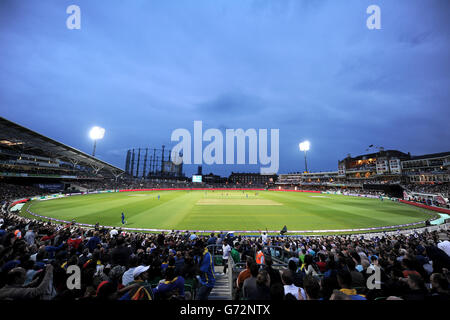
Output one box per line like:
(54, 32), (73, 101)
(0, 183), (42, 203)
(403, 183), (450, 198)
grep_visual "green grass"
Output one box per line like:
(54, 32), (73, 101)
(20, 190), (436, 234)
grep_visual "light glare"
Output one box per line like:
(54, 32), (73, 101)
(299, 141), (310, 151)
(89, 126), (105, 140)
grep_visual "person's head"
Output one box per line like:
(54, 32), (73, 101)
(346, 258), (356, 271)
(270, 283), (285, 300)
(402, 258), (415, 270)
(304, 254), (313, 266)
(125, 255), (138, 269)
(116, 236), (124, 246)
(7, 267), (27, 286)
(303, 275), (320, 300)
(109, 265), (125, 283)
(288, 260), (297, 272)
(246, 256), (255, 269)
(350, 251), (361, 264)
(430, 273), (449, 292)
(337, 270), (352, 289)
(370, 255), (379, 265)
(407, 274), (426, 291)
(281, 270), (294, 286)
(164, 266), (176, 281)
(193, 240), (205, 255)
(361, 259), (370, 270)
(133, 265), (149, 281)
(256, 270), (270, 287)
(250, 262), (259, 278)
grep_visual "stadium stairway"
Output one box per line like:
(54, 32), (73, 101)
(209, 266), (232, 300)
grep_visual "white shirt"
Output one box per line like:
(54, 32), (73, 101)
(110, 229), (119, 237)
(122, 267), (137, 286)
(284, 284), (306, 300)
(262, 233), (268, 244)
(438, 241), (450, 257)
(222, 244), (231, 259)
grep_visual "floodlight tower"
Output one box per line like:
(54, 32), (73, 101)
(89, 126), (105, 157)
(299, 141), (310, 173)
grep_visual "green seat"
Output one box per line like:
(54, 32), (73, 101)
(374, 297), (387, 301)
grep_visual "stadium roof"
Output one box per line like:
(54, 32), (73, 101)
(340, 150), (410, 162)
(0, 117), (124, 175)
(409, 152), (450, 161)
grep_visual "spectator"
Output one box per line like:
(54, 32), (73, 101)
(153, 267), (185, 300)
(302, 275), (321, 300)
(337, 270), (366, 300)
(281, 270), (306, 300)
(222, 239), (231, 275)
(195, 241), (215, 300)
(0, 264), (53, 300)
(264, 255), (282, 287)
(242, 262), (260, 300)
(429, 273), (450, 300)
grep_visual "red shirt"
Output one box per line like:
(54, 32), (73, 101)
(67, 238), (82, 249)
(41, 234), (56, 242)
(403, 270), (420, 278)
(317, 261), (326, 273)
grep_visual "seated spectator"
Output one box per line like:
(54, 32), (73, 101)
(402, 274), (429, 300)
(428, 273), (450, 300)
(263, 255), (282, 287)
(153, 266), (185, 300)
(281, 270), (306, 300)
(119, 265), (153, 300)
(346, 258), (366, 288)
(303, 275), (321, 300)
(336, 270), (366, 300)
(270, 282), (285, 300)
(236, 256), (255, 291)
(0, 264), (53, 300)
(303, 254), (320, 277)
(242, 262), (260, 300)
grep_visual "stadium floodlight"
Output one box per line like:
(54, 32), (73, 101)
(299, 140), (310, 173)
(89, 126), (105, 157)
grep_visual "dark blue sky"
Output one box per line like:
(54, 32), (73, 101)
(1, 0), (449, 177)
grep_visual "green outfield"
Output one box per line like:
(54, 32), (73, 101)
(21, 190), (436, 233)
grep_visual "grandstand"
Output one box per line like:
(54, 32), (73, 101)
(0, 117), (124, 192)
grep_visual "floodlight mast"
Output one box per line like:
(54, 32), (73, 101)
(299, 141), (310, 173)
(90, 127), (105, 157)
